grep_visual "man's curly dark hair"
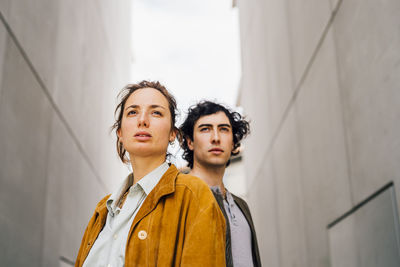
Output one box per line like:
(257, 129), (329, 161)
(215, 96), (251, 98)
(180, 101), (250, 168)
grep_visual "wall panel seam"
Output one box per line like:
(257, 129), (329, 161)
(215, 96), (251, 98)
(250, 0), (343, 190)
(0, 10), (108, 192)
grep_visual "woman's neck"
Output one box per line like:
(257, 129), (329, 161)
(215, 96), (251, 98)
(189, 162), (226, 192)
(129, 155), (166, 184)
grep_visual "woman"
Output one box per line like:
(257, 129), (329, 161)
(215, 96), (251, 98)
(75, 81), (226, 267)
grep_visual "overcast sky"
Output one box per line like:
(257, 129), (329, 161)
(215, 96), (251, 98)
(130, 0), (241, 167)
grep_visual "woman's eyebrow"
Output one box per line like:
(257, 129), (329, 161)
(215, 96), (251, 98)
(150, 104), (166, 109)
(125, 104), (166, 110)
(125, 104), (139, 111)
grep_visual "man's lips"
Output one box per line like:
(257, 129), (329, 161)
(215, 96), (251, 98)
(208, 148), (224, 153)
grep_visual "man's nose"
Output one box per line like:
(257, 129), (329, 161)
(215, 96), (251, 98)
(211, 129), (220, 143)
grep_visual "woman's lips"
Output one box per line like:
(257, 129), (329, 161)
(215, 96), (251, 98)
(134, 131), (152, 141)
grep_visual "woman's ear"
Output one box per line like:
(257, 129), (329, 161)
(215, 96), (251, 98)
(117, 129), (123, 143)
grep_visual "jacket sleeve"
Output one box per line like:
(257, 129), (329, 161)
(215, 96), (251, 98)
(74, 211), (97, 267)
(180, 198), (226, 267)
(75, 194), (109, 267)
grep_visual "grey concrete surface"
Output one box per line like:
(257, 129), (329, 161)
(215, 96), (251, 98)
(355, 187), (400, 266)
(95, 0), (132, 83)
(238, 0), (271, 184)
(262, 0), (294, 137)
(238, 0), (294, 184)
(329, 187), (400, 267)
(333, 0), (400, 204)
(286, 0), (331, 87)
(41, 113), (108, 266)
(248, 158), (280, 267)
(271, 109), (308, 267)
(294, 29), (353, 266)
(50, 1), (114, 190)
(0, 1), (11, 32)
(51, 0), (129, 190)
(53, 114), (108, 262)
(0, 21), (6, 99)
(0, 1), (132, 266)
(328, 214), (358, 267)
(238, 0), (400, 266)
(0, 34), (52, 267)
(6, 0), (59, 89)
(329, 0), (339, 12)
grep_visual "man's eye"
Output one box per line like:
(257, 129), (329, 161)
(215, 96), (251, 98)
(220, 127), (230, 132)
(127, 110), (137, 115)
(200, 128), (209, 132)
(153, 110), (162, 116)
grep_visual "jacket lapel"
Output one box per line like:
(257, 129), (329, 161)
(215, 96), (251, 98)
(94, 195), (110, 222)
(232, 195), (255, 231)
(232, 194), (261, 267)
(128, 164), (179, 233)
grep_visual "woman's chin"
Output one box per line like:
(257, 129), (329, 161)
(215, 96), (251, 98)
(128, 149), (166, 159)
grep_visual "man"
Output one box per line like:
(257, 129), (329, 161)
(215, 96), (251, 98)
(180, 101), (261, 267)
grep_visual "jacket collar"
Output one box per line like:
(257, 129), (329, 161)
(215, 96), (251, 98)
(130, 164), (179, 227)
(93, 164), (179, 227)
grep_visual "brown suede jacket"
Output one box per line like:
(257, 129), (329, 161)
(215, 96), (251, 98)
(75, 164), (226, 267)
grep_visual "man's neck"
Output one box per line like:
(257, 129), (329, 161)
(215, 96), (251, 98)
(189, 162), (226, 193)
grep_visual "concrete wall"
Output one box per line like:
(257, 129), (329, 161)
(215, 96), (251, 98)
(237, 0), (400, 266)
(0, 1), (132, 266)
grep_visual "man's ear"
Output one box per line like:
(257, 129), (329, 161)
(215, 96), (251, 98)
(232, 144), (240, 155)
(186, 137), (194, 151)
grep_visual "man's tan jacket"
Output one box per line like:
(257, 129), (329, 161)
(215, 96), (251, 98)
(75, 164), (226, 267)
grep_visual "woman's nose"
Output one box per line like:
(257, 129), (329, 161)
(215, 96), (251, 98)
(138, 112), (149, 127)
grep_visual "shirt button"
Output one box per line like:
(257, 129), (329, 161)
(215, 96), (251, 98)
(113, 234), (118, 240)
(138, 230), (147, 240)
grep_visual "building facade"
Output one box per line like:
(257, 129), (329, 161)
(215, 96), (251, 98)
(237, 0), (400, 266)
(0, 1), (132, 266)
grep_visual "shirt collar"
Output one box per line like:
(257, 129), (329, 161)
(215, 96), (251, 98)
(107, 173), (133, 214)
(106, 162), (169, 214)
(210, 186), (234, 205)
(136, 162), (169, 195)
(225, 189), (235, 206)
(210, 185), (223, 195)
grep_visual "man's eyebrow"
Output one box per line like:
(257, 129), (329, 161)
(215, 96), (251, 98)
(197, 123), (231, 128)
(197, 123), (213, 128)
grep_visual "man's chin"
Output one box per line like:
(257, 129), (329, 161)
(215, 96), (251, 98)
(203, 160), (229, 169)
